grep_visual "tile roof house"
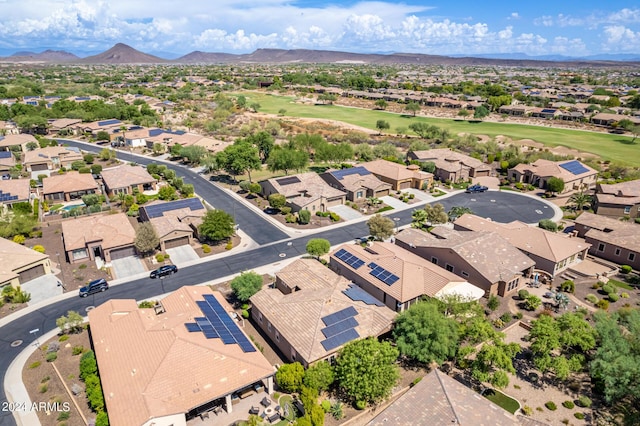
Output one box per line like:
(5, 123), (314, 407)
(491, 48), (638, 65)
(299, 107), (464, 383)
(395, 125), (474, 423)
(0, 237), (52, 287)
(0, 133), (39, 153)
(88, 286), (275, 426)
(508, 159), (597, 193)
(0, 178), (31, 209)
(0, 149), (16, 172)
(396, 227), (535, 297)
(321, 166), (391, 203)
(48, 118), (82, 135)
(22, 146), (84, 176)
(573, 212), (640, 271)
(367, 369), (520, 426)
(329, 242), (482, 312)
(42, 171), (99, 202)
(590, 112), (640, 127)
(359, 159), (434, 191)
(454, 214), (590, 278)
(139, 198), (207, 250)
(250, 259), (396, 367)
(407, 149), (491, 183)
(260, 172), (347, 213)
(61, 213), (137, 263)
(593, 180), (640, 219)
(101, 165), (157, 197)
(76, 119), (124, 138)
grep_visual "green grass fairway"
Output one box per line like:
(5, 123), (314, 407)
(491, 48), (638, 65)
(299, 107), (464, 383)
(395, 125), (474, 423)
(238, 92), (640, 166)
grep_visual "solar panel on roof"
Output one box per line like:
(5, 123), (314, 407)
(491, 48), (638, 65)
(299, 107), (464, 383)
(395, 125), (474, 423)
(321, 306), (358, 326)
(321, 316), (359, 338)
(541, 109), (556, 114)
(185, 323), (200, 332)
(320, 328), (360, 351)
(334, 248), (365, 269)
(142, 198), (204, 219)
(559, 160), (589, 175)
(98, 119), (122, 126)
(0, 151), (10, 159)
(275, 176), (301, 186)
(330, 166), (371, 180)
(369, 266), (399, 286)
(343, 284), (385, 306)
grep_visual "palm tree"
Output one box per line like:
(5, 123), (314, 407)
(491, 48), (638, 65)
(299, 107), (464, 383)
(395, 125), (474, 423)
(568, 190), (592, 211)
(411, 209), (428, 229)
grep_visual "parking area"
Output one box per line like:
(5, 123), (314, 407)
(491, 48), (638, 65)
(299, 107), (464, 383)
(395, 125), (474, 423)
(110, 256), (147, 279)
(166, 245), (199, 265)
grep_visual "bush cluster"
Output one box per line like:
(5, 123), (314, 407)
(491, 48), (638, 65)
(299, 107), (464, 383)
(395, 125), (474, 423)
(577, 396), (592, 408)
(545, 401), (557, 411)
(80, 351), (106, 414)
(562, 400), (575, 409)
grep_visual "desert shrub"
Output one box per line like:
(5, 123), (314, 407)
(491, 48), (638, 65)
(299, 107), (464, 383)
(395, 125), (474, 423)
(78, 264), (87, 269)
(620, 265), (632, 274)
(280, 206), (292, 215)
(539, 219), (558, 232)
(522, 405), (533, 416)
(225, 241), (233, 250)
(500, 312), (512, 323)
(545, 401), (557, 411)
(574, 412), (585, 420)
(515, 312), (523, 320)
(355, 400), (366, 410)
(202, 244), (211, 254)
(608, 293), (619, 302)
(241, 309), (249, 319)
(596, 299), (609, 310)
(329, 212), (340, 222)
(155, 253), (165, 262)
(321, 400), (331, 412)
(592, 282), (601, 289)
(518, 289), (529, 300)
(560, 280), (575, 293)
(13, 235), (25, 244)
(492, 318), (505, 328)
(621, 292), (629, 298)
(46, 352), (57, 362)
(72, 345), (84, 356)
(239, 180), (251, 192)
(601, 283), (614, 294)
(29, 361), (41, 369)
(58, 335), (69, 342)
(298, 209), (311, 225)
(38, 383), (48, 393)
(48, 342), (60, 353)
(562, 400), (575, 409)
(586, 294), (598, 304)
(285, 213), (296, 223)
(32, 245), (45, 254)
(578, 396), (592, 408)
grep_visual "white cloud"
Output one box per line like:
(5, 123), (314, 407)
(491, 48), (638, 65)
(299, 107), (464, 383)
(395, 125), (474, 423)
(602, 25), (640, 52)
(508, 12), (520, 20)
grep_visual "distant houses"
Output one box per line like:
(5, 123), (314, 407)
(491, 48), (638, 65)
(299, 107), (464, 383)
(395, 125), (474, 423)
(593, 180), (640, 218)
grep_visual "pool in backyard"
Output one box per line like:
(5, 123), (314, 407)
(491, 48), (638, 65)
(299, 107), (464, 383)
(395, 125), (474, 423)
(61, 203), (85, 211)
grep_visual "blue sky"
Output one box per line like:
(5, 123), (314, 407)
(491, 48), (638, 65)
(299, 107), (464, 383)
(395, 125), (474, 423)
(0, 0), (638, 57)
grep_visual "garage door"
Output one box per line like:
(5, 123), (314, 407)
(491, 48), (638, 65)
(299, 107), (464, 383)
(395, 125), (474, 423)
(165, 236), (189, 249)
(399, 181), (411, 189)
(109, 246), (136, 260)
(31, 164), (49, 171)
(18, 264), (46, 283)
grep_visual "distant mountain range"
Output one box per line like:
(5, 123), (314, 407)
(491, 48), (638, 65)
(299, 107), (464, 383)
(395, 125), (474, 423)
(1, 43), (639, 67)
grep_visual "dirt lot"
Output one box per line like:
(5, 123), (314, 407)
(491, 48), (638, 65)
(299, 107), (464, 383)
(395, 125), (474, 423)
(23, 330), (95, 426)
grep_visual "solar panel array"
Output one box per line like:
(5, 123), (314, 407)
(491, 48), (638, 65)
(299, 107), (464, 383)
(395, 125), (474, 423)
(0, 190), (19, 202)
(559, 160), (589, 175)
(343, 283), (385, 306)
(275, 176), (301, 186)
(331, 166), (371, 180)
(320, 307), (360, 351)
(184, 294), (256, 353)
(142, 198), (204, 219)
(98, 119), (122, 126)
(0, 151), (11, 159)
(541, 109), (556, 114)
(334, 248), (365, 269)
(368, 262), (400, 286)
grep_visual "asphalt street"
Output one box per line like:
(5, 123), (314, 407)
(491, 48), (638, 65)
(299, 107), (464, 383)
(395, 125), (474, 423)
(0, 142), (557, 425)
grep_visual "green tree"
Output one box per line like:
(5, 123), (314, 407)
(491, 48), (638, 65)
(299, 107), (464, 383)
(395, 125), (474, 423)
(473, 105), (490, 120)
(423, 203), (448, 225)
(230, 271), (263, 302)
(198, 209), (235, 242)
(487, 295), (500, 311)
(96, 130), (110, 141)
(275, 362), (305, 393)
(170, 143), (183, 157)
(98, 148), (116, 161)
(354, 144), (374, 161)
(245, 131), (275, 163)
(268, 193), (287, 210)
(404, 102), (420, 117)
(411, 208), (428, 229)
(546, 177), (565, 195)
(303, 361), (335, 392)
(180, 145), (207, 164)
(470, 339), (521, 388)
(393, 301), (460, 364)
(152, 142), (165, 155)
(375, 120), (390, 135)
(157, 185), (178, 201)
(448, 206), (474, 222)
(568, 190), (592, 211)
(90, 164), (102, 175)
(375, 99), (388, 110)
(217, 141), (261, 182)
(267, 146), (309, 174)
(367, 214), (395, 241)
(335, 337), (400, 404)
(306, 238), (331, 259)
(524, 294), (542, 311)
(298, 209), (311, 224)
(134, 222), (159, 255)
(372, 142), (399, 160)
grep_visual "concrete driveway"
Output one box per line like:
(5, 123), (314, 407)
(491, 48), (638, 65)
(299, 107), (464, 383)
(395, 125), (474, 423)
(380, 195), (408, 210)
(110, 256), (146, 279)
(21, 274), (63, 305)
(328, 204), (363, 221)
(166, 245), (199, 266)
(403, 188), (435, 202)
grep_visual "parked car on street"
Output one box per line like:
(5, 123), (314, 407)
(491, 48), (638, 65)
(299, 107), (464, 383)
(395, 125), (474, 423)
(465, 184), (489, 193)
(150, 264), (178, 279)
(79, 278), (109, 297)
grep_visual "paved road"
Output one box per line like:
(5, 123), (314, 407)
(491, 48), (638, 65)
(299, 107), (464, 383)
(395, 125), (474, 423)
(0, 143), (557, 425)
(57, 140), (289, 246)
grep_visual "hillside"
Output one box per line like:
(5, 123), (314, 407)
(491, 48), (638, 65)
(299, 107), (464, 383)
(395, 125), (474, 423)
(78, 43), (167, 64)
